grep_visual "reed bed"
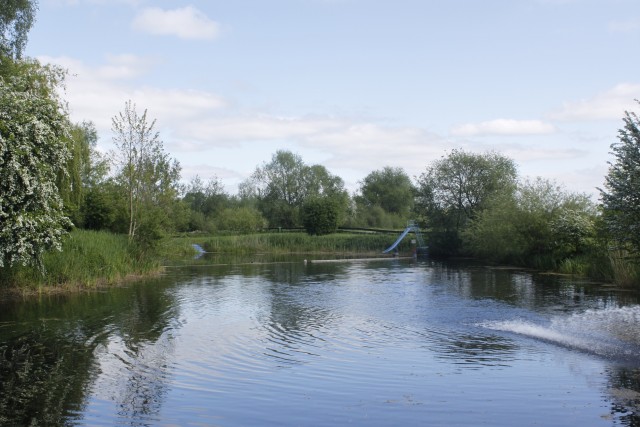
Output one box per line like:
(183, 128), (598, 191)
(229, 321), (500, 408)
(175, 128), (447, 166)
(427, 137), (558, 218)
(201, 232), (405, 255)
(609, 250), (640, 287)
(0, 230), (413, 293)
(0, 229), (161, 291)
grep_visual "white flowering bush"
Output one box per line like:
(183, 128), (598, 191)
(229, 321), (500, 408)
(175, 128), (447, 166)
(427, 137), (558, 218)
(0, 72), (71, 271)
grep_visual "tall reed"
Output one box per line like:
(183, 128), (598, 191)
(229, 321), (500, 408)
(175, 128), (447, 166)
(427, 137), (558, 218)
(609, 250), (640, 287)
(201, 232), (406, 255)
(0, 229), (161, 291)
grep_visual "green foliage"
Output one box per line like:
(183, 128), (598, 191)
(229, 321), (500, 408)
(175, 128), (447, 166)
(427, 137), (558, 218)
(607, 250), (640, 287)
(345, 205), (409, 229)
(600, 101), (640, 256)
(183, 175), (228, 217)
(305, 164), (350, 224)
(302, 197), (340, 235)
(249, 150), (307, 227)
(0, 0), (37, 59)
(0, 229), (160, 289)
(416, 149), (517, 255)
(460, 193), (526, 262)
(245, 150), (349, 228)
(82, 185), (117, 231)
(217, 207), (266, 233)
(56, 121), (106, 227)
(110, 100), (181, 242)
(0, 63), (71, 271)
(202, 232), (402, 255)
(463, 178), (598, 268)
(550, 208), (595, 258)
(357, 166), (415, 216)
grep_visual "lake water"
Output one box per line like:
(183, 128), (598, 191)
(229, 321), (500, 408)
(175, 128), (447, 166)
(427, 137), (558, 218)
(1, 256), (640, 426)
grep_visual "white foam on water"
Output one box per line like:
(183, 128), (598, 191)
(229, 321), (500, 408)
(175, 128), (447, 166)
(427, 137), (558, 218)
(478, 306), (640, 362)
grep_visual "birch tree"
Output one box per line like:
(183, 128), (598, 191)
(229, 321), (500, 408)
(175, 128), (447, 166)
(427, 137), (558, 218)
(111, 101), (180, 241)
(0, 0), (37, 60)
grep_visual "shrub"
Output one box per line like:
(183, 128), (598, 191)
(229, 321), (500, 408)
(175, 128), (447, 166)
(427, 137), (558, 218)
(302, 197), (339, 236)
(216, 207), (266, 233)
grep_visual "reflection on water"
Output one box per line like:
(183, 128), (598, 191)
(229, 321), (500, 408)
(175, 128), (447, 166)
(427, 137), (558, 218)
(0, 277), (179, 425)
(0, 257), (639, 426)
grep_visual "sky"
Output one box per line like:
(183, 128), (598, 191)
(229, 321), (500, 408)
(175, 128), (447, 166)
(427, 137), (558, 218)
(26, 0), (640, 198)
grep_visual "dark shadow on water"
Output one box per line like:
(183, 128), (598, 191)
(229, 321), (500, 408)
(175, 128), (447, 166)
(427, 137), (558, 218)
(0, 274), (179, 426)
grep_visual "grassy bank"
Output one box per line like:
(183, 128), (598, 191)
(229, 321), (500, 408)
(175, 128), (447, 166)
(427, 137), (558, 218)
(0, 229), (162, 293)
(506, 249), (639, 287)
(3, 228), (636, 293)
(196, 232), (404, 255)
(1, 230), (408, 294)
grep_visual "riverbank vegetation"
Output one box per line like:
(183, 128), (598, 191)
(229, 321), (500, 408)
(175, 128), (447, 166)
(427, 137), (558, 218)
(0, 229), (161, 293)
(1, 1), (639, 291)
(198, 232), (402, 256)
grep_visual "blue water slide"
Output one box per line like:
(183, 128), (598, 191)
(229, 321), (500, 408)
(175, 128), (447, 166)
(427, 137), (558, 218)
(382, 227), (413, 254)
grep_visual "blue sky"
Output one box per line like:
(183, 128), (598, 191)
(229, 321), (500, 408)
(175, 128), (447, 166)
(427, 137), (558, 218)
(27, 0), (640, 197)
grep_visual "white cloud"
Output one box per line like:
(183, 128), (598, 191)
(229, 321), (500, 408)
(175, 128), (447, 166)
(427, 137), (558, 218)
(132, 6), (220, 40)
(181, 164), (243, 183)
(129, 110), (452, 182)
(177, 116), (346, 145)
(97, 54), (156, 80)
(34, 54), (607, 197)
(550, 83), (640, 121)
(38, 55), (226, 132)
(450, 119), (556, 137)
(496, 145), (586, 162)
(301, 124), (449, 177)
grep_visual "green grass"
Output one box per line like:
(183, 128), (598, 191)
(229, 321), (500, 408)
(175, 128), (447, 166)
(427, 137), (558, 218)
(199, 232), (405, 255)
(608, 250), (640, 287)
(0, 229), (162, 291)
(0, 230), (417, 293)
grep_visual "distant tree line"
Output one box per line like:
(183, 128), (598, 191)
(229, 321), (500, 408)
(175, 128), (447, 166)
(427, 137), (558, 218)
(1, 0), (638, 285)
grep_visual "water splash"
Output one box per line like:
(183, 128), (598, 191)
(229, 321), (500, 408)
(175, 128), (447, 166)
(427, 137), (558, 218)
(479, 306), (640, 363)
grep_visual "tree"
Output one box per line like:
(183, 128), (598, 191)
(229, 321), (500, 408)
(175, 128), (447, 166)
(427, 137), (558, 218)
(0, 67), (71, 270)
(247, 150), (348, 228)
(358, 166), (414, 216)
(302, 197), (340, 236)
(75, 121), (108, 188)
(0, 0), (37, 60)
(83, 186), (117, 231)
(600, 101), (640, 256)
(111, 100), (181, 242)
(252, 150), (307, 227)
(463, 177), (595, 264)
(217, 207), (265, 233)
(550, 208), (595, 257)
(304, 164), (350, 224)
(417, 150), (517, 224)
(416, 149), (517, 255)
(179, 175), (230, 232)
(183, 175), (228, 217)
(351, 166), (415, 228)
(56, 121), (108, 227)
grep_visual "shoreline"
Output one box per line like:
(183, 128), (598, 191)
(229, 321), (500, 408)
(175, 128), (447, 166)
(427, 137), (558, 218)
(0, 268), (166, 300)
(2, 229), (637, 299)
